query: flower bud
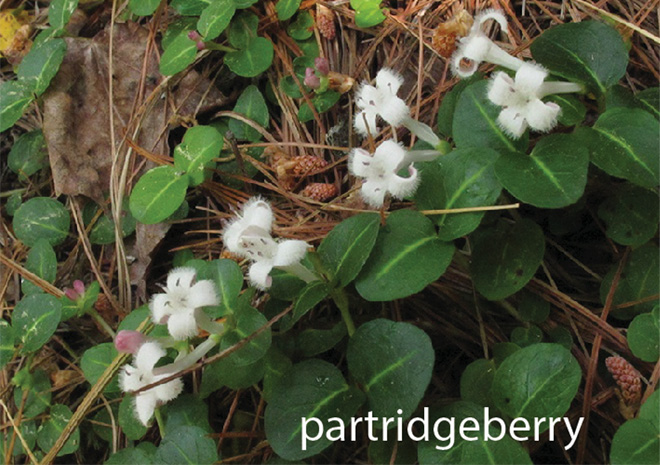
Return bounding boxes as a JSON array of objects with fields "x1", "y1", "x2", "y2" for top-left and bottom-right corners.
[
  {"x1": 196, "y1": 41, "x2": 206, "y2": 51},
  {"x1": 304, "y1": 67, "x2": 321, "y2": 89},
  {"x1": 188, "y1": 30, "x2": 202, "y2": 41},
  {"x1": 115, "y1": 330, "x2": 147, "y2": 354},
  {"x1": 314, "y1": 57, "x2": 330, "y2": 76},
  {"x1": 73, "y1": 280, "x2": 85, "y2": 295},
  {"x1": 64, "y1": 288, "x2": 79, "y2": 300}
]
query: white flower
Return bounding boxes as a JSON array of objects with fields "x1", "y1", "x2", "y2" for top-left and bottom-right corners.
[
  {"x1": 487, "y1": 63, "x2": 563, "y2": 138},
  {"x1": 451, "y1": 9, "x2": 524, "y2": 78},
  {"x1": 223, "y1": 198, "x2": 310, "y2": 289},
  {"x1": 150, "y1": 267, "x2": 219, "y2": 340},
  {"x1": 349, "y1": 140, "x2": 420, "y2": 207},
  {"x1": 354, "y1": 68, "x2": 410, "y2": 137},
  {"x1": 119, "y1": 341, "x2": 183, "y2": 426}
]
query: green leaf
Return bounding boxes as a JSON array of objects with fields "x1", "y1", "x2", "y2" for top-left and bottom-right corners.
[
  {"x1": 80, "y1": 342, "x2": 120, "y2": 393},
  {"x1": 129, "y1": 0, "x2": 160, "y2": 16},
  {"x1": 17, "y1": 39, "x2": 67, "y2": 96},
  {"x1": 173, "y1": 125, "x2": 223, "y2": 186},
  {"x1": 317, "y1": 212, "x2": 380, "y2": 287},
  {"x1": 200, "y1": 353, "x2": 265, "y2": 396},
  {"x1": 6, "y1": 192, "x2": 22, "y2": 216},
  {"x1": 119, "y1": 395, "x2": 147, "y2": 440},
  {"x1": 351, "y1": 0, "x2": 386, "y2": 28},
  {"x1": 0, "y1": 320, "x2": 14, "y2": 369},
  {"x1": 355, "y1": 210, "x2": 454, "y2": 301},
  {"x1": 470, "y1": 219, "x2": 545, "y2": 301},
  {"x1": 228, "y1": 85, "x2": 270, "y2": 141},
  {"x1": 13, "y1": 368, "x2": 52, "y2": 418},
  {"x1": 287, "y1": 11, "x2": 314, "y2": 41},
  {"x1": 0, "y1": 80, "x2": 34, "y2": 132},
  {"x1": 601, "y1": 243, "x2": 659, "y2": 319},
  {"x1": 511, "y1": 325, "x2": 543, "y2": 347},
  {"x1": 83, "y1": 202, "x2": 137, "y2": 245},
  {"x1": 627, "y1": 308, "x2": 660, "y2": 362},
  {"x1": 518, "y1": 290, "x2": 550, "y2": 324},
  {"x1": 197, "y1": 0, "x2": 236, "y2": 40},
  {"x1": 453, "y1": 80, "x2": 528, "y2": 155},
  {"x1": 13, "y1": 197, "x2": 70, "y2": 247},
  {"x1": 163, "y1": 394, "x2": 212, "y2": 435},
  {"x1": 414, "y1": 147, "x2": 501, "y2": 240},
  {"x1": 105, "y1": 447, "x2": 154, "y2": 465},
  {"x1": 234, "y1": 0, "x2": 258, "y2": 7},
  {"x1": 347, "y1": 319, "x2": 434, "y2": 420},
  {"x1": 297, "y1": 91, "x2": 341, "y2": 122},
  {"x1": 610, "y1": 417, "x2": 659, "y2": 465},
  {"x1": 162, "y1": 17, "x2": 198, "y2": 50},
  {"x1": 48, "y1": 0, "x2": 79, "y2": 30},
  {"x1": 8, "y1": 130, "x2": 48, "y2": 180},
  {"x1": 598, "y1": 183, "x2": 659, "y2": 246},
  {"x1": 13, "y1": 294, "x2": 62, "y2": 354},
  {"x1": 264, "y1": 359, "x2": 365, "y2": 460},
  {"x1": 296, "y1": 322, "x2": 346, "y2": 358},
  {"x1": 170, "y1": 0, "x2": 211, "y2": 15},
  {"x1": 547, "y1": 326, "x2": 573, "y2": 350},
  {"x1": 576, "y1": 108, "x2": 659, "y2": 188},
  {"x1": 460, "y1": 359, "x2": 496, "y2": 408},
  {"x1": 640, "y1": 390, "x2": 659, "y2": 429},
  {"x1": 636, "y1": 88, "x2": 659, "y2": 119},
  {"x1": 154, "y1": 426, "x2": 218, "y2": 465},
  {"x1": 129, "y1": 165, "x2": 189, "y2": 224},
  {"x1": 495, "y1": 133, "x2": 590, "y2": 208},
  {"x1": 227, "y1": 11, "x2": 258, "y2": 49},
  {"x1": 491, "y1": 343, "x2": 581, "y2": 427},
  {"x1": 281, "y1": 281, "x2": 329, "y2": 331},
  {"x1": 225, "y1": 37, "x2": 274, "y2": 77},
  {"x1": 531, "y1": 21, "x2": 628, "y2": 95},
  {"x1": 159, "y1": 34, "x2": 197, "y2": 76},
  {"x1": 208, "y1": 259, "x2": 243, "y2": 316},
  {"x1": 37, "y1": 404, "x2": 80, "y2": 456},
  {"x1": 263, "y1": 347, "x2": 293, "y2": 402},
  {"x1": 276, "y1": 0, "x2": 301, "y2": 21},
  {"x1": 220, "y1": 304, "x2": 271, "y2": 366},
  {"x1": 22, "y1": 239, "x2": 57, "y2": 296},
  {"x1": 492, "y1": 342, "x2": 521, "y2": 366},
  {"x1": 436, "y1": 74, "x2": 483, "y2": 137},
  {"x1": 547, "y1": 93, "x2": 586, "y2": 126}
]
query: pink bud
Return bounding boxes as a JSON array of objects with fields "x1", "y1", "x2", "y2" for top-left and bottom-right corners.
[
  {"x1": 304, "y1": 67, "x2": 321, "y2": 89},
  {"x1": 314, "y1": 57, "x2": 330, "y2": 76},
  {"x1": 196, "y1": 41, "x2": 206, "y2": 51},
  {"x1": 64, "y1": 288, "x2": 79, "y2": 300},
  {"x1": 73, "y1": 280, "x2": 85, "y2": 295},
  {"x1": 115, "y1": 330, "x2": 147, "y2": 354},
  {"x1": 188, "y1": 30, "x2": 202, "y2": 41}
]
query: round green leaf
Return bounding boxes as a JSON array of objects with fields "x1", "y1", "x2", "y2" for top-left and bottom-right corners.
[
  {"x1": 601, "y1": 243, "x2": 659, "y2": 319},
  {"x1": 170, "y1": 0, "x2": 210, "y2": 15},
  {"x1": 355, "y1": 210, "x2": 454, "y2": 301},
  {"x1": 163, "y1": 394, "x2": 212, "y2": 435},
  {"x1": 636, "y1": 87, "x2": 659, "y2": 119},
  {"x1": 519, "y1": 290, "x2": 550, "y2": 323},
  {"x1": 129, "y1": 166, "x2": 189, "y2": 224},
  {"x1": 348, "y1": 319, "x2": 434, "y2": 420},
  {"x1": 13, "y1": 368, "x2": 52, "y2": 418},
  {"x1": 225, "y1": 37, "x2": 274, "y2": 78},
  {"x1": 173, "y1": 125, "x2": 223, "y2": 186},
  {"x1": 220, "y1": 304, "x2": 271, "y2": 366},
  {"x1": 547, "y1": 326, "x2": 573, "y2": 350},
  {"x1": 159, "y1": 34, "x2": 197, "y2": 76},
  {"x1": 13, "y1": 197, "x2": 70, "y2": 247},
  {"x1": 17, "y1": 38, "x2": 67, "y2": 96},
  {"x1": 264, "y1": 359, "x2": 365, "y2": 460},
  {"x1": 296, "y1": 322, "x2": 346, "y2": 358},
  {"x1": 453, "y1": 80, "x2": 528, "y2": 154},
  {"x1": 105, "y1": 447, "x2": 154, "y2": 465},
  {"x1": 22, "y1": 239, "x2": 57, "y2": 296},
  {"x1": 460, "y1": 359, "x2": 496, "y2": 408},
  {"x1": 13, "y1": 294, "x2": 62, "y2": 354},
  {"x1": 547, "y1": 93, "x2": 586, "y2": 126},
  {"x1": 8, "y1": 130, "x2": 48, "y2": 180},
  {"x1": 129, "y1": 0, "x2": 160, "y2": 15},
  {"x1": 37, "y1": 404, "x2": 80, "y2": 456},
  {"x1": 276, "y1": 0, "x2": 301, "y2": 21},
  {"x1": 6, "y1": 192, "x2": 22, "y2": 216},
  {"x1": 83, "y1": 202, "x2": 137, "y2": 245},
  {"x1": 511, "y1": 325, "x2": 543, "y2": 347},
  {"x1": 575, "y1": 108, "x2": 659, "y2": 188},
  {"x1": 414, "y1": 147, "x2": 502, "y2": 240},
  {"x1": 436, "y1": 74, "x2": 483, "y2": 137},
  {"x1": 0, "y1": 80, "x2": 33, "y2": 132},
  {"x1": 154, "y1": 426, "x2": 218, "y2": 465},
  {"x1": 208, "y1": 259, "x2": 243, "y2": 316},
  {"x1": 281, "y1": 280, "x2": 329, "y2": 331},
  {"x1": 317, "y1": 212, "x2": 380, "y2": 287},
  {"x1": 495, "y1": 134, "x2": 589, "y2": 208},
  {"x1": 200, "y1": 353, "x2": 265, "y2": 396},
  {"x1": 48, "y1": 0, "x2": 79, "y2": 30},
  {"x1": 227, "y1": 11, "x2": 258, "y2": 49},
  {"x1": 531, "y1": 21, "x2": 628, "y2": 95},
  {"x1": 162, "y1": 17, "x2": 198, "y2": 50},
  {"x1": 263, "y1": 347, "x2": 293, "y2": 402},
  {"x1": 598, "y1": 183, "x2": 659, "y2": 247},
  {"x1": 80, "y1": 342, "x2": 120, "y2": 393},
  {"x1": 351, "y1": 0, "x2": 386, "y2": 28},
  {"x1": 0, "y1": 320, "x2": 14, "y2": 369},
  {"x1": 287, "y1": 11, "x2": 314, "y2": 41},
  {"x1": 470, "y1": 219, "x2": 545, "y2": 301},
  {"x1": 640, "y1": 390, "x2": 659, "y2": 429},
  {"x1": 297, "y1": 91, "x2": 341, "y2": 122},
  {"x1": 627, "y1": 308, "x2": 660, "y2": 362},
  {"x1": 228, "y1": 85, "x2": 270, "y2": 142},
  {"x1": 610, "y1": 418, "x2": 659, "y2": 465},
  {"x1": 119, "y1": 395, "x2": 147, "y2": 440},
  {"x1": 197, "y1": 0, "x2": 236, "y2": 40},
  {"x1": 491, "y1": 343, "x2": 581, "y2": 427}
]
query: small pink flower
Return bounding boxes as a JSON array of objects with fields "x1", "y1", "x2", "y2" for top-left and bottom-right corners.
[
  {"x1": 188, "y1": 30, "x2": 202, "y2": 41},
  {"x1": 115, "y1": 330, "x2": 147, "y2": 354},
  {"x1": 304, "y1": 68, "x2": 321, "y2": 89},
  {"x1": 64, "y1": 280, "x2": 86, "y2": 300},
  {"x1": 73, "y1": 280, "x2": 85, "y2": 295},
  {"x1": 314, "y1": 57, "x2": 330, "y2": 76}
]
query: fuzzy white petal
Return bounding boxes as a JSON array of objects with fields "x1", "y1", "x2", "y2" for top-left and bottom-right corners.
[
  {"x1": 497, "y1": 107, "x2": 528, "y2": 138},
  {"x1": 525, "y1": 100, "x2": 560, "y2": 132},
  {"x1": 459, "y1": 35, "x2": 493, "y2": 64},
  {"x1": 248, "y1": 261, "x2": 274, "y2": 289},
  {"x1": 488, "y1": 72, "x2": 516, "y2": 106},
  {"x1": 375, "y1": 68, "x2": 404, "y2": 95},
  {"x1": 360, "y1": 180, "x2": 388, "y2": 207},
  {"x1": 273, "y1": 240, "x2": 308, "y2": 267},
  {"x1": 474, "y1": 9, "x2": 509, "y2": 35},
  {"x1": 514, "y1": 63, "x2": 547, "y2": 96},
  {"x1": 355, "y1": 84, "x2": 381, "y2": 110},
  {"x1": 388, "y1": 166, "x2": 420, "y2": 199},
  {"x1": 375, "y1": 140, "x2": 408, "y2": 172},
  {"x1": 241, "y1": 198, "x2": 273, "y2": 233},
  {"x1": 167, "y1": 308, "x2": 199, "y2": 340},
  {"x1": 166, "y1": 267, "x2": 196, "y2": 291},
  {"x1": 377, "y1": 96, "x2": 410, "y2": 128},
  {"x1": 135, "y1": 391, "x2": 159, "y2": 426},
  {"x1": 349, "y1": 148, "x2": 375, "y2": 178},
  {"x1": 188, "y1": 280, "x2": 219, "y2": 308},
  {"x1": 150, "y1": 293, "x2": 172, "y2": 324},
  {"x1": 354, "y1": 109, "x2": 379, "y2": 137},
  {"x1": 135, "y1": 342, "x2": 165, "y2": 373},
  {"x1": 154, "y1": 376, "x2": 184, "y2": 403},
  {"x1": 119, "y1": 365, "x2": 142, "y2": 392}
]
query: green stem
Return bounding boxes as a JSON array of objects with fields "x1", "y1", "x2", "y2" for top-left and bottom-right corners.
[
  {"x1": 331, "y1": 288, "x2": 355, "y2": 337},
  {"x1": 154, "y1": 408, "x2": 166, "y2": 437},
  {"x1": 88, "y1": 308, "x2": 116, "y2": 338}
]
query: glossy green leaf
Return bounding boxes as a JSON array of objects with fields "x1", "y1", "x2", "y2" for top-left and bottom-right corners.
[
  {"x1": 317, "y1": 212, "x2": 380, "y2": 287},
  {"x1": 414, "y1": 147, "x2": 501, "y2": 240},
  {"x1": 220, "y1": 304, "x2": 271, "y2": 366},
  {"x1": 129, "y1": 0, "x2": 160, "y2": 16},
  {"x1": 611, "y1": 394, "x2": 660, "y2": 465},
  {"x1": 170, "y1": 0, "x2": 211, "y2": 15},
  {"x1": 518, "y1": 290, "x2": 550, "y2": 324},
  {"x1": 287, "y1": 11, "x2": 314, "y2": 40},
  {"x1": 601, "y1": 243, "x2": 659, "y2": 319},
  {"x1": 511, "y1": 325, "x2": 543, "y2": 347},
  {"x1": 356, "y1": 210, "x2": 454, "y2": 301},
  {"x1": 163, "y1": 394, "x2": 212, "y2": 435},
  {"x1": 297, "y1": 91, "x2": 341, "y2": 122},
  {"x1": 225, "y1": 37, "x2": 274, "y2": 77},
  {"x1": 227, "y1": 11, "x2": 258, "y2": 49},
  {"x1": 547, "y1": 326, "x2": 573, "y2": 350},
  {"x1": 129, "y1": 166, "x2": 189, "y2": 224},
  {"x1": 348, "y1": 319, "x2": 434, "y2": 419},
  {"x1": 530, "y1": 21, "x2": 628, "y2": 95},
  {"x1": 13, "y1": 197, "x2": 70, "y2": 247},
  {"x1": 276, "y1": 0, "x2": 301, "y2": 21},
  {"x1": 197, "y1": 0, "x2": 235, "y2": 39},
  {"x1": 173, "y1": 125, "x2": 223, "y2": 186},
  {"x1": 105, "y1": 447, "x2": 154, "y2": 465},
  {"x1": 351, "y1": 0, "x2": 386, "y2": 28},
  {"x1": 0, "y1": 320, "x2": 14, "y2": 369},
  {"x1": 228, "y1": 85, "x2": 270, "y2": 141},
  {"x1": 547, "y1": 93, "x2": 586, "y2": 126},
  {"x1": 460, "y1": 359, "x2": 496, "y2": 408},
  {"x1": 491, "y1": 343, "x2": 581, "y2": 427},
  {"x1": 495, "y1": 134, "x2": 589, "y2": 208},
  {"x1": 576, "y1": 108, "x2": 659, "y2": 188},
  {"x1": 119, "y1": 396, "x2": 147, "y2": 440},
  {"x1": 208, "y1": 259, "x2": 243, "y2": 316},
  {"x1": 263, "y1": 347, "x2": 293, "y2": 402},
  {"x1": 8, "y1": 130, "x2": 48, "y2": 180},
  {"x1": 17, "y1": 39, "x2": 67, "y2": 96},
  {"x1": 159, "y1": 34, "x2": 197, "y2": 76},
  {"x1": 492, "y1": 342, "x2": 521, "y2": 366},
  {"x1": 281, "y1": 281, "x2": 329, "y2": 331},
  {"x1": 13, "y1": 294, "x2": 61, "y2": 354},
  {"x1": 83, "y1": 203, "x2": 136, "y2": 245},
  {"x1": 13, "y1": 367, "x2": 52, "y2": 418},
  {"x1": 471, "y1": 219, "x2": 545, "y2": 301},
  {"x1": 37, "y1": 404, "x2": 80, "y2": 456},
  {"x1": 636, "y1": 87, "x2": 659, "y2": 119},
  {"x1": 0, "y1": 80, "x2": 33, "y2": 132},
  {"x1": 627, "y1": 308, "x2": 660, "y2": 362},
  {"x1": 264, "y1": 359, "x2": 365, "y2": 460},
  {"x1": 436, "y1": 74, "x2": 483, "y2": 137},
  {"x1": 453, "y1": 80, "x2": 528, "y2": 154},
  {"x1": 49, "y1": 0, "x2": 79, "y2": 29},
  {"x1": 154, "y1": 426, "x2": 218, "y2": 465},
  {"x1": 640, "y1": 390, "x2": 659, "y2": 428},
  {"x1": 162, "y1": 17, "x2": 198, "y2": 50},
  {"x1": 80, "y1": 342, "x2": 120, "y2": 393},
  {"x1": 22, "y1": 239, "x2": 57, "y2": 296},
  {"x1": 598, "y1": 183, "x2": 659, "y2": 247},
  {"x1": 296, "y1": 322, "x2": 346, "y2": 358},
  {"x1": 200, "y1": 352, "x2": 265, "y2": 396},
  {"x1": 234, "y1": 0, "x2": 259, "y2": 7},
  {"x1": 6, "y1": 192, "x2": 22, "y2": 216}
]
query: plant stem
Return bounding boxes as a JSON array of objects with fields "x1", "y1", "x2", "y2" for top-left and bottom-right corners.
[
  {"x1": 154, "y1": 408, "x2": 166, "y2": 437},
  {"x1": 331, "y1": 288, "x2": 355, "y2": 337},
  {"x1": 88, "y1": 308, "x2": 116, "y2": 338}
]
